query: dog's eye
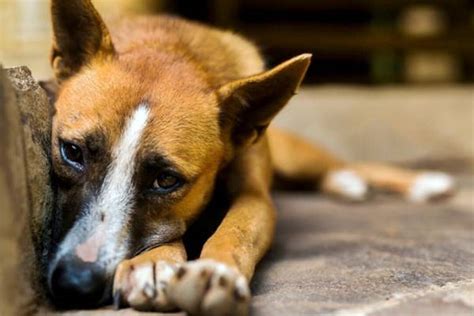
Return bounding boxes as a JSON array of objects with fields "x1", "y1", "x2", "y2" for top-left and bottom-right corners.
[
  {"x1": 60, "y1": 141, "x2": 84, "y2": 170},
  {"x1": 152, "y1": 172, "x2": 181, "y2": 193}
]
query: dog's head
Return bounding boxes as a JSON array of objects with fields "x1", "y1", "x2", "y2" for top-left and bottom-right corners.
[{"x1": 47, "y1": 0, "x2": 310, "y2": 307}]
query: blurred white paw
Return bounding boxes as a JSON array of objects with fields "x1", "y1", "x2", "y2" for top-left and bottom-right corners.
[
  {"x1": 408, "y1": 172, "x2": 454, "y2": 202},
  {"x1": 324, "y1": 169, "x2": 369, "y2": 201}
]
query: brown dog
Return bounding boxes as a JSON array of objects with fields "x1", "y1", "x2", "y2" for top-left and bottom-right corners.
[{"x1": 45, "y1": 0, "x2": 454, "y2": 314}]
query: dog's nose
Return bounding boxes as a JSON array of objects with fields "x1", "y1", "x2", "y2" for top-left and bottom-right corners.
[{"x1": 49, "y1": 256, "x2": 108, "y2": 307}]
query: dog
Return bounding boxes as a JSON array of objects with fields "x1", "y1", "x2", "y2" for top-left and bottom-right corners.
[{"x1": 45, "y1": 0, "x2": 454, "y2": 314}]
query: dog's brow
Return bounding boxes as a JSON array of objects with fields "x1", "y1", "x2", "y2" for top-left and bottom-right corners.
[
  {"x1": 84, "y1": 130, "x2": 106, "y2": 153},
  {"x1": 58, "y1": 130, "x2": 106, "y2": 155},
  {"x1": 142, "y1": 153, "x2": 198, "y2": 181},
  {"x1": 144, "y1": 154, "x2": 175, "y2": 169}
]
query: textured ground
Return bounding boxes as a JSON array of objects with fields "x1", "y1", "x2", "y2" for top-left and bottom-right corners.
[
  {"x1": 251, "y1": 175, "x2": 474, "y2": 315},
  {"x1": 60, "y1": 174, "x2": 473, "y2": 316}
]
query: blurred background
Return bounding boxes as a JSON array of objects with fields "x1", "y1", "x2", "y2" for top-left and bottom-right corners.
[
  {"x1": 1, "y1": 0, "x2": 473, "y2": 167},
  {"x1": 1, "y1": 0, "x2": 474, "y2": 83}
]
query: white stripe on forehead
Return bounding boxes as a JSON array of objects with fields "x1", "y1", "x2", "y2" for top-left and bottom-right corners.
[
  {"x1": 58, "y1": 104, "x2": 150, "y2": 266},
  {"x1": 95, "y1": 103, "x2": 150, "y2": 222}
]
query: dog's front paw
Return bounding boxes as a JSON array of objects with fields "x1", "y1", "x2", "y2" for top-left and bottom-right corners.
[
  {"x1": 113, "y1": 258, "x2": 177, "y2": 311},
  {"x1": 167, "y1": 259, "x2": 250, "y2": 316}
]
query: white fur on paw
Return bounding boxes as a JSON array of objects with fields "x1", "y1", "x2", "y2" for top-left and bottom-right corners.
[
  {"x1": 408, "y1": 172, "x2": 454, "y2": 202},
  {"x1": 167, "y1": 259, "x2": 250, "y2": 316},
  {"x1": 325, "y1": 169, "x2": 368, "y2": 201},
  {"x1": 113, "y1": 260, "x2": 177, "y2": 311}
]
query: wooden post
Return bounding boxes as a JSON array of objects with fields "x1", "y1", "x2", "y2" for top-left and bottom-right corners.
[{"x1": 0, "y1": 66, "x2": 54, "y2": 315}]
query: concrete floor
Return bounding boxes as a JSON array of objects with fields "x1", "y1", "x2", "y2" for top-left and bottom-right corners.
[
  {"x1": 251, "y1": 175, "x2": 474, "y2": 315},
  {"x1": 61, "y1": 174, "x2": 474, "y2": 316}
]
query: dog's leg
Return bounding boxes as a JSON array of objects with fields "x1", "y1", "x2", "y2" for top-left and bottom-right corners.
[
  {"x1": 165, "y1": 140, "x2": 275, "y2": 316},
  {"x1": 166, "y1": 196, "x2": 274, "y2": 315},
  {"x1": 269, "y1": 127, "x2": 454, "y2": 202},
  {"x1": 113, "y1": 240, "x2": 186, "y2": 311},
  {"x1": 268, "y1": 127, "x2": 345, "y2": 186},
  {"x1": 350, "y1": 163, "x2": 454, "y2": 202}
]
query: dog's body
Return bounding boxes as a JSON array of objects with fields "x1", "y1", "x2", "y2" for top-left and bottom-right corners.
[{"x1": 45, "y1": 1, "x2": 454, "y2": 314}]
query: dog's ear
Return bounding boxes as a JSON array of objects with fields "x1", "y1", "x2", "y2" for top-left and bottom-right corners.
[
  {"x1": 218, "y1": 54, "x2": 311, "y2": 147},
  {"x1": 50, "y1": 0, "x2": 115, "y2": 82},
  {"x1": 39, "y1": 79, "x2": 59, "y2": 105}
]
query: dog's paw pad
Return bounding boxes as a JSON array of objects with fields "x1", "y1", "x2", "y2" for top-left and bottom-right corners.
[
  {"x1": 408, "y1": 172, "x2": 455, "y2": 202},
  {"x1": 324, "y1": 169, "x2": 369, "y2": 201},
  {"x1": 113, "y1": 259, "x2": 177, "y2": 311},
  {"x1": 168, "y1": 259, "x2": 250, "y2": 316}
]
